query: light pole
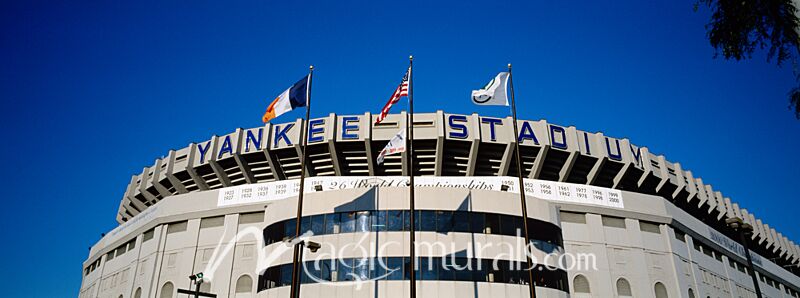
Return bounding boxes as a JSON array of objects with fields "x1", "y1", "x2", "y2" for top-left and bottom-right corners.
[
  {"x1": 290, "y1": 240, "x2": 321, "y2": 298},
  {"x1": 726, "y1": 217, "x2": 762, "y2": 298},
  {"x1": 177, "y1": 272, "x2": 216, "y2": 298}
]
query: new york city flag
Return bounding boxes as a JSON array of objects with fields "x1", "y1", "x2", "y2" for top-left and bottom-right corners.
[{"x1": 262, "y1": 75, "x2": 309, "y2": 123}]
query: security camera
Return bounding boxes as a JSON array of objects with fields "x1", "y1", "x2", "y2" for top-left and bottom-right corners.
[{"x1": 306, "y1": 241, "x2": 321, "y2": 253}]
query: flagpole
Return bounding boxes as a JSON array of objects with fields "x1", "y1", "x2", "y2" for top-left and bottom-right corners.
[
  {"x1": 508, "y1": 63, "x2": 538, "y2": 298},
  {"x1": 289, "y1": 65, "x2": 313, "y2": 298},
  {"x1": 406, "y1": 55, "x2": 417, "y2": 298}
]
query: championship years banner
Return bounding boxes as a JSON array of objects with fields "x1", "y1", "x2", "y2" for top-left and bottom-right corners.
[{"x1": 217, "y1": 176, "x2": 624, "y2": 209}]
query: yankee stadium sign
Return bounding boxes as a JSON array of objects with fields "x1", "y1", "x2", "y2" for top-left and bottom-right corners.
[{"x1": 192, "y1": 113, "x2": 647, "y2": 169}]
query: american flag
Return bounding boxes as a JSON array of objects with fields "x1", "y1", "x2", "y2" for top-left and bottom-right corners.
[{"x1": 375, "y1": 67, "x2": 411, "y2": 124}]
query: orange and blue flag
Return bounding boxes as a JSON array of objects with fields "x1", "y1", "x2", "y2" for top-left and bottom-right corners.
[{"x1": 262, "y1": 75, "x2": 309, "y2": 123}]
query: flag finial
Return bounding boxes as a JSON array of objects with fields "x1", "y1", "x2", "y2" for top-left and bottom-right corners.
[
  {"x1": 409, "y1": 55, "x2": 413, "y2": 61},
  {"x1": 310, "y1": 65, "x2": 314, "y2": 70},
  {"x1": 508, "y1": 63, "x2": 512, "y2": 69}
]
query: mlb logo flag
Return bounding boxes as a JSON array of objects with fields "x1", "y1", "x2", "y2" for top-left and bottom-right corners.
[
  {"x1": 471, "y1": 72, "x2": 509, "y2": 106},
  {"x1": 377, "y1": 130, "x2": 406, "y2": 164}
]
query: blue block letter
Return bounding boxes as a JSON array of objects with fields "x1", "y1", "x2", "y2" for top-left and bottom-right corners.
[
  {"x1": 197, "y1": 141, "x2": 212, "y2": 162},
  {"x1": 518, "y1": 121, "x2": 539, "y2": 144},
  {"x1": 448, "y1": 115, "x2": 468, "y2": 139},
  {"x1": 605, "y1": 137, "x2": 622, "y2": 161},
  {"x1": 245, "y1": 129, "x2": 262, "y2": 152},
  {"x1": 274, "y1": 123, "x2": 294, "y2": 147},
  {"x1": 217, "y1": 136, "x2": 233, "y2": 158},
  {"x1": 308, "y1": 119, "x2": 325, "y2": 143},
  {"x1": 549, "y1": 125, "x2": 568, "y2": 149},
  {"x1": 481, "y1": 118, "x2": 503, "y2": 141},
  {"x1": 341, "y1": 116, "x2": 359, "y2": 140}
]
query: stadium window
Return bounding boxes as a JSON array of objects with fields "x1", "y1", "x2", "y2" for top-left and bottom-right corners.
[
  {"x1": 127, "y1": 239, "x2": 136, "y2": 251},
  {"x1": 573, "y1": 274, "x2": 591, "y2": 293},
  {"x1": 239, "y1": 211, "x2": 264, "y2": 224},
  {"x1": 318, "y1": 260, "x2": 335, "y2": 282},
  {"x1": 160, "y1": 282, "x2": 174, "y2": 298},
  {"x1": 372, "y1": 210, "x2": 387, "y2": 232},
  {"x1": 453, "y1": 211, "x2": 470, "y2": 232},
  {"x1": 470, "y1": 212, "x2": 485, "y2": 234},
  {"x1": 486, "y1": 259, "x2": 504, "y2": 283},
  {"x1": 340, "y1": 212, "x2": 356, "y2": 233},
  {"x1": 420, "y1": 210, "x2": 436, "y2": 231},
  {"x1": 436, "y1": 210, "x2": 453, "y2": 233},
  {"x1": 257, "y1": 257, "x2": 569, "y2": 292},
  {"x1": 261, "y1": 210, "x2": 563, "y2": 252},
  {"x1": 701, "y1": 245, "x2": 713, "y2": 257},
  {"x1": 235, "y1": 275, "x2": 253, "y2": 294},
  {"x1": 475, "y1": 259, "x2": 489, "y2": 282},
  {"x1": 142, "y1": 228, "x2": 155, "y2": 242},
  {"x1": 654, "y1": 282, "x2": 668, "y2": 298},
  {"x1": 404, "y1": 211, "x2": 413, "y2": 231},
  {"x1": 107, "y1": 251, "x2": 115, "y2": 261},
  {"x1": 431, "y1": 257, "x2": 454, "y2": 280},
  {"x1": 602, "y1": 216, "x2": 626, "y2": 228},
  {"x1": 337, "y1": 258, "x2": 353, "y2": 281},
  {"x1": 279, "y1": 264, "x2": 292, "y2": 286},
  {"x1": 283, "y1": 218, "x2": 295, "y2": 239},
  {"x1": 310, "y1": 214, "x2": 324, "y2": 235},
  {"x1": 500, "y1": 215, "x2": 522, "y2": 236},
  {"x1": 369, "y1": 257, "x2": 386, "y2": 280},
  {"x1": 385, "y1": 257, "x2": 404, "y2": 280},
  {"x1": 639, "y1": 221, "x2": 661, "y2": 234},
  {"x1": 485, "y1": 213, "x2": 501, "y2": 234},
  {"x1": 452, "y1": 257, "x2": 472, "y2": 281},
  {"x1": 386, "y1": 210, "x2": 403, "y2": 231},
  {"x1": 402, "y1": 257, "x2": 414, "y2": 281},
  {"x1": 616, "y1": 278, "x2": 633, "y2": 297},
  {"x1": 199, "y1": 216, "x2": 224, "y2": 229},
  {"x1": 673, "y1": 229, "x2": 686, "y2": 242},
  {"x1": 560, "y1": 211, "x2": 586, "y2": 224},
  {"x1": 134, "y1": 287, "x2": 142, "y2": 298},
  {"x1": 299, "y1": 260, "x2": 315, "y2": 284},
  {"x1": 263, "y1": 221, "x2": 282, "y2": 245},
  {"x1": 324, "y1": 213, "x2": 340, "y2": 234},
  {"x1": 737, "y1": 262, "x2": 746, "y2": 274},
  {"x1": 300, "y1": 216, "x2": 311, "y2": 235},
  {"x1": 115, "y1": 245, "x2": 127, "y2": 257},
  {"x1": 355, "y1": 211, "x2": 370, "y2": 232},
  {"x1": 419, "y1": 257, "x2": 437, "y2": 280},
  {"x1": 166, "y1": 221, "x2": 187, "y2": 234},
  {"x1": 688, "y1": 288, "x2": 695, "y2": 298}
]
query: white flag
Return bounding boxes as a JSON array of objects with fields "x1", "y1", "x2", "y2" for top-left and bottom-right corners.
[
  {"x1": 471, "y1": 72, "x2": 510, "y2": 106},
  {"x1": 377, "y1": 130, "x2": 406, "y2": 165}
]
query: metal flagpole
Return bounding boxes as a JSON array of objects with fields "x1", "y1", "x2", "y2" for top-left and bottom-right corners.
[
  {"x1": 406, "y1": 55, "x2": 417, "y2": 298},
  {"x1": 508, "y1": 63, "x2": 538, "y2": 298},
  {"x1": 289, "y1": 65, "x2": 314, "y2": 298}
]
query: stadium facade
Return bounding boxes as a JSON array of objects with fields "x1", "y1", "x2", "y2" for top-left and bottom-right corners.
[{"x1": 80, "y1": 111, "x2": 800, "y2": 298}]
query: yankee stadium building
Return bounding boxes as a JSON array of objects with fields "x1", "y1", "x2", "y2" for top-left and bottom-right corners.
[{"x1": 80, "y1": 111, "x2": 800, "y2": 298}]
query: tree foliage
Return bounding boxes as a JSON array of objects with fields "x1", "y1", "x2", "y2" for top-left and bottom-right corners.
[{"x1": 697, "y1": 0, "x2": 800, "y2": 118}]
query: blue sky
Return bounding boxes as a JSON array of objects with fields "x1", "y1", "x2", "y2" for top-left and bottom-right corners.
[{"x1": 1, "y1": 0, "x2": 799, "y2": 296}]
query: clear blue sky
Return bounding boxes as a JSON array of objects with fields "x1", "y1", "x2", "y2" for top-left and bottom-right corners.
[{"x1": 1, "y1": 0, "x2": 798, "y2": 296}]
